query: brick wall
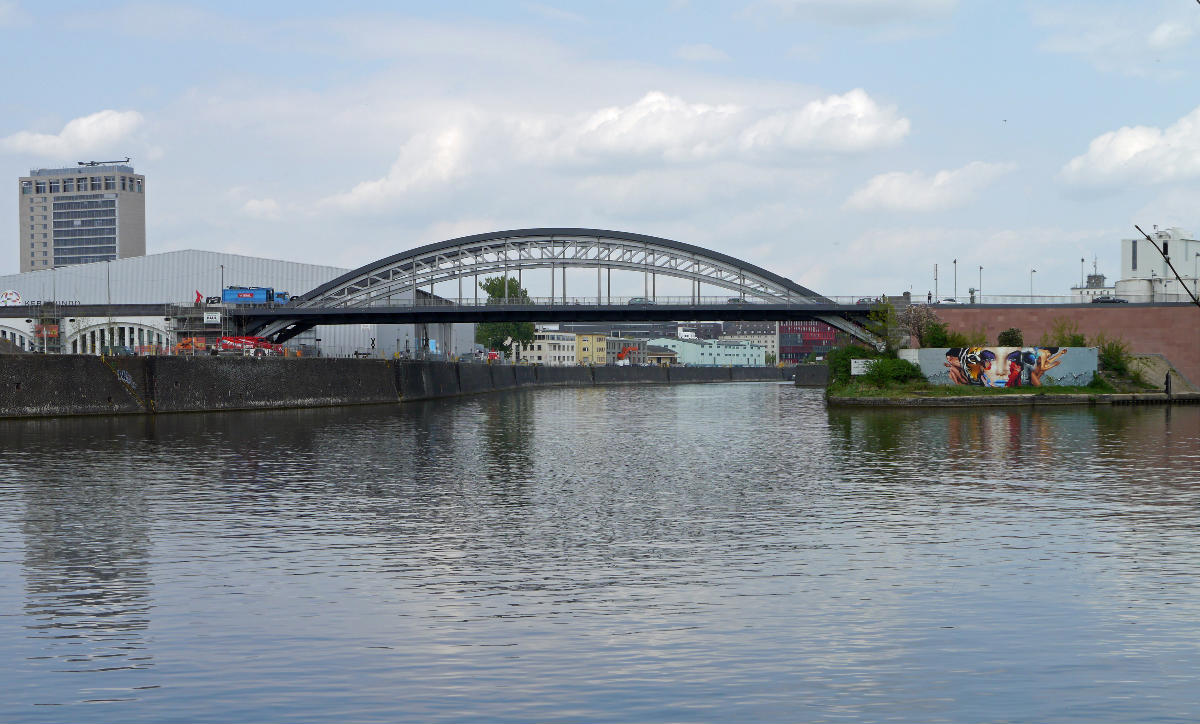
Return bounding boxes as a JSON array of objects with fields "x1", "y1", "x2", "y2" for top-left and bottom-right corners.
[{"x1": 933, "y1": 305, "x2": 1200, "y2": 386}]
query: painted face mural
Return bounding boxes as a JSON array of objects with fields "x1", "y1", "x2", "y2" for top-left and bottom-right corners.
[{"x1": 927, "y1": 347, "x2": 1081, "y2": 387}]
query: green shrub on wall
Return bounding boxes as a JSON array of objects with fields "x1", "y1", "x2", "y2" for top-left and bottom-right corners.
[
  {"x1": 862, "y1": 358, "x2": 926, "y2": 386},
  {"x1": 997, "y1": 328, "x2": 1023, "y2": 346}
]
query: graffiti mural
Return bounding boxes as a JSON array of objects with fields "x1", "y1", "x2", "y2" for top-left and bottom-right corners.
[{"x1": 901, "y1": 347, "x2": 1098, "y2": 387}]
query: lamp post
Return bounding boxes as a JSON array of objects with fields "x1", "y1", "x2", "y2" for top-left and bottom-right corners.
[
  {"x1": 978, "y1": 265, "x2": 983, "y2": 301},
  {"x1": 1194, "y1": 252, "x2": 1199, "y2": 296},
  {"x1": 1080, "y1": 258, "x2": 1085, "y2": 288},
  {"x1": 1030, "y1": 268, "x2": 1036, "y2": 299},
  {"x1": 953, "y1": 258, "x2": 957, "y2": 300}
]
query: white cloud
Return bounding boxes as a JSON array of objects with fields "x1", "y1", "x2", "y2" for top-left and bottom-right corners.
[
  {"x1": 321, "y1": 128, "x2": 470, "y2": 211},
  {"x1": 242, "y1": 198, "x2": 282, "y2": 221},
  {"x1": 1061, "y1": 106, "x2": 1200, "y2": 187},
  {"x1": 318, "y1": 89, "x2": 911, "y2": 213},
  {"x1": 1148, "y1": 21, "x2": 1193, "y2": 50},
  {"x1": 758, "y1": 0, "x2": 957, "y2": 26},
  {"x1": 675, "y1": 43, "x2": 730, "y2": 62},
  {"x1": 0, "y1": 110, "x2": 144, "y2": 158},
  {"x1": 844, "y1": 161, "x2": 1016, "y2": 212},
  {"x1": 1035, "y1": 6, "x2": 1198, "y2": 77},
  {"x1": 556, "y1": 92, "x2": 743, "y2": 163},
  {"x1": 740, "y1": 89, "x2": 910, "y2": 153}
]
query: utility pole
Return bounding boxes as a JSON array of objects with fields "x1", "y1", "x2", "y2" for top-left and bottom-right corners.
[
  {"x1": 953, "y1": 258, "x2": 957, "y2": 300},
  {"x1": 934, "y1": 263, "x2": 938, "y2": 301},
  {"x1": 978, "y1": 265, "x2": 982, "y2": 301}
]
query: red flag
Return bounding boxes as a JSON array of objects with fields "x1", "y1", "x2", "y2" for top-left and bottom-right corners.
[{"x1": 195, "y1": 290, "x2": 203, "y2": 303}]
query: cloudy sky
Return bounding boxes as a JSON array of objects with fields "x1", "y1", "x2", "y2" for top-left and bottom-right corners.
[{"x1": 4, "y1": 0, "x2": 1200, "y2": 298}]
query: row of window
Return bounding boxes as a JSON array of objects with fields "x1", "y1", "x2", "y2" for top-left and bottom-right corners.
[
  {"x1": 54, "y1": 254, "x2": 116, "y2": 265},
  {"x1": 21, "y1": 176, "x2": 143, "y2": 194},
  {"x1": 54, "y1": 239, "x2": 116, "y2": 249},
  {"x1": 55, "y1": 227, "x2": 116, "y2": 238},
  {"x1": 54, "y1": 218, "x2": 115, "y2": 229},
  {"x1": 53, "y1": 208, "x2": 116, "y2": 220},
  {"x1": 52, "y1": 200, "x2": 116, "y2": 211}
]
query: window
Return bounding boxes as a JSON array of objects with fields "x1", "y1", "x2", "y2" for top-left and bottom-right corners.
[
  {"x1": 104, "y1": 176, "x2": 116, "y2": 190},
  {"x1": 1132, "y1": 240, "x2": 1137, "y2": 271},
  {"x1": 120, "y1": 176, "x2": 127, "y2": 191},
  {"x1": 35, "y1": 181, "x2": 46, "y2": 193},
  {"x1": 77, "y1": 177, "x2": 87, "y2": 190},
  {"x1": 90, "y1": 177, "x2": 101, "y2": 190},
  {"x1": 49, "y1": 180, "x2": 61, "y2": 193},
  {"x1": 136, "y1": 179, "x2": 143, "y2": 192},
  {"x1": 63, "y1": 178, "x2": 74, "y2": 192},
  {"x1": 21, "y1": 181, "x2": 31, "y2": 194}
]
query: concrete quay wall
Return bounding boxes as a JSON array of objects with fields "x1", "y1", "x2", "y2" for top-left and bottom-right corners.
[{"x1": 0, "y1": 355, "x2": 791, "y2": 417}]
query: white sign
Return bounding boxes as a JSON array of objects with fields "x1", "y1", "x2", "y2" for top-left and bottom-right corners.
[
  {"x1": 850, "y1": 358, "x2": 877, "y2": 376},
  {"x1": 203, "y1": 311, "x2": 222, "y2": 324},
  {"x1": 0, "y1": 290, "x2": 22, "y2": 306}
]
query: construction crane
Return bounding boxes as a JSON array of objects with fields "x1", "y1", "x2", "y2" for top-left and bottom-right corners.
[
  {"x1": 615, "y1": 346, "x2": 638, "y2": 366},
  {"x1": 77, "y1": 157, "x2": 131, "y2": 166}
]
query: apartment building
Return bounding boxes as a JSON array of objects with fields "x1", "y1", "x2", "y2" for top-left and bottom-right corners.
[{"x1": 18, "y1": 162, "x2": 146, "y2": 271}]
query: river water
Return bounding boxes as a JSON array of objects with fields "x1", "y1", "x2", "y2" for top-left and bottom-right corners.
[{"x1": 1, "y1": 383, "x2": 1198, "y2": 723}]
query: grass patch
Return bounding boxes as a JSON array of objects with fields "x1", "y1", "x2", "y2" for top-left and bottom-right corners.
[{"x1": 827, "y1": 379, "x2": 1111, "y2": 399}]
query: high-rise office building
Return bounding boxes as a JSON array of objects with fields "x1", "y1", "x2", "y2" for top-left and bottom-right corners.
[{"x1": 17, "y1": 162, "x2": 145, "y2": 271}]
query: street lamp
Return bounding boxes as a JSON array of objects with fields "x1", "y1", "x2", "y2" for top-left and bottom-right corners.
[
  {"x1": 978, "y1": 265, "x2": 983, "y2": 301},
  {"x1": 1030, "y1": 268, "x2": 1036, "y2": 299},
  {"x1": 953, "y1": 258, "x2": 957, "y2": 300}
]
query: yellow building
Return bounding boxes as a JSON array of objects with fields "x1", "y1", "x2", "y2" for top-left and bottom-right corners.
[{"x1": 575, "y1": 333, "x2": 608, "y2": 365}]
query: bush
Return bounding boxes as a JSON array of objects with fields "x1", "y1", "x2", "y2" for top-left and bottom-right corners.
[
  {"x1": 924, "y1": 320, "x2": 950, "y2": 347},
  {"x1": 862, "y1": 357, "x2": 926, "y2": 386},
  {"x1": 997, "y1": 327, "x2": 1023, "y2": 346},
  {"x1": 1094, "y1": 333, "x2": 1131, "y2": 376},
  {"x1": 1042, "y1": 317, "x2": 1087, "y2": 347},
  {"x1": 826, "y1": 345, "x2": 887, "y2": 384}
]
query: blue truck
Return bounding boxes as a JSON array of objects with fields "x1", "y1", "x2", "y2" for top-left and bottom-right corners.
[{"x1": 222, "y1": 287, "x2": 290, "y2": 305}]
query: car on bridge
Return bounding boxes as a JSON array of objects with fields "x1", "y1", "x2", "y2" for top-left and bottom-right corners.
[
  {"x1": 628, "y1": 297, "x2": 655, "y2": 305},
  {"x1": 1091, "y1": 295, "x2": 1128, "y2": 303},
  {"x1": 727, "y1": 297, "x2": 749, "y2": 304}
]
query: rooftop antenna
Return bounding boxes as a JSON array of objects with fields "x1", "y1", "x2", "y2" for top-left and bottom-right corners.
[{"x1": 77, "y1": 157, "x2": 131, "y2": 166}]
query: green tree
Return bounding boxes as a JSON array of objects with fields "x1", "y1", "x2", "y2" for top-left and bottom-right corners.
[
  {"x1": 765, "y1": 352, "x2": 777, "y2": 366},
  {"x1": 1041, "y1": 317, "x2": 1087, "y2": 347},
  {"x1": 474, "y1": 276, "x2": 535, "y2": 357},
  {"x1": 866, "y1": 300, "x2": 902, "y2": 352},
  {"x1": 997, "y1": 327, "x2": 1023, "y2": 346}
]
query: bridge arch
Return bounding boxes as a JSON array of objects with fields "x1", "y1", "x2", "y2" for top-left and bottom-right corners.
[
  {"x1": 249, "y1": 228, "x2": 874, "y2": 345},
  {"x1": 297, "y1": 228, "x2": 829, "y2": 308}
]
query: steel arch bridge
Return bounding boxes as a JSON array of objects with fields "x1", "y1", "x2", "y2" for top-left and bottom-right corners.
[{"x1": 239, "y1": 228, "x2": 874, "y2": 343}]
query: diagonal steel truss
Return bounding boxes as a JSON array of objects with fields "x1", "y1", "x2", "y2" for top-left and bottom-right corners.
[{"x1": 297, "y1": 230, "x2": 827, "y2": 308}]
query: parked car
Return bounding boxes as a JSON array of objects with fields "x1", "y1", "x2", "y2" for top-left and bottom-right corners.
[
  {"x1": 854, "y1": 297, "x2": 876, "y2": 305},
  {"x1": 1092, "y1": 295, "x2": 1128, "y2": 304},
  {"x1": 627, "y1": 297, "x2": 655, "y2": 305},
  {"x1": 727, "y1": 297, "x2": 749, "y2": 304},
  {"x1": 938, "y1": 298, "x2": 960, "y2": 304}
]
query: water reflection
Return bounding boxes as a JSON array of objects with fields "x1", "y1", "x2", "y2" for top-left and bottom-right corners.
[{"x1": 0, "y1": 391, "x2": 1197, "y2": 722}]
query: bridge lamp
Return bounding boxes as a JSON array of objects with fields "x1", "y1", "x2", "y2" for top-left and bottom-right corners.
[
  {"x1": 1030, "y1": 268, "x2": 1036, "y2": 298},
  {"x1": 978, "y1": 265, "x2": 983, "y2": 300}
]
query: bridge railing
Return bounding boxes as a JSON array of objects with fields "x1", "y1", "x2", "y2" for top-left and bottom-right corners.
[{"x1": 308, "y1": 295, "x2": 842, "y2": 308}]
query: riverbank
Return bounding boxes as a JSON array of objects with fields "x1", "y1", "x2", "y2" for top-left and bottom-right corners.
[
  {"x1": 0, "y1": 355, "x2": 790, "y2": 418},
  {"x1": 827, "y1": 389, "x2": 1200, "y2": 407}
]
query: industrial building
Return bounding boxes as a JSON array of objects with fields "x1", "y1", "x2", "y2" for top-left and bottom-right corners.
[
  {"x1": 646, "y1": 337, "x2": 766, "y2": 367},
  {"x1": 18, "y1": 162, "x2": 146, "y2": 272},
  {"x1": 0, "y1": 249, "x2": 474, "y2": 358}
]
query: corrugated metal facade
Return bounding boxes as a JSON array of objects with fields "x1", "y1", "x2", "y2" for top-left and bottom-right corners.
[{"x1": 0, "y1": 250, "x2": 476, "y2": 358}]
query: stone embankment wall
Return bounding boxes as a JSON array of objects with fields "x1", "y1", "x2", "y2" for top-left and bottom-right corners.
[{"x1": 0, "y1": 355, "x2": 790, "y2": 418}]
